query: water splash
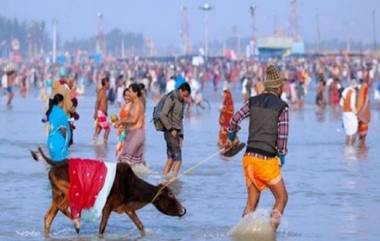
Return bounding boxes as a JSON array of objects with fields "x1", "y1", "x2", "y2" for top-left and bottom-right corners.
[
  {"x1": 228, "y1": 210, "x2": 276, "y2": 241},
  {"x1": 132, "y1": 163, "x2": 155, "y2": 178},
  {"x1": 16, "y1": 230, "x2": 41, "y2": 237}
]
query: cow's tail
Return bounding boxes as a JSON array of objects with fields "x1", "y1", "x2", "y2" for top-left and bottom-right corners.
[{"x1": 30, "y1": 147, "x2": 67, "y2": 166}]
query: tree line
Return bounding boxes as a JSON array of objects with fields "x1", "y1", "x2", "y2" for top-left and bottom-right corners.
[{"x1": 0, "y1": 15, "x2": 146, "y2": 58}]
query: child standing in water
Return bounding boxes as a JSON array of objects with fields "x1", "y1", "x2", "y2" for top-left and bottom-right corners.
[{"x1": 114, "y1": 88, "x2": 131, "y2": 158}]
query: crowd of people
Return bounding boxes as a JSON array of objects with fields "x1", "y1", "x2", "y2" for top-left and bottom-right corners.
[
  {"x1": 1, "y1": 53, "x2": 379, "y2": 232},
  {"x1": 1, "y1": 54, "x2": 379, "y2": 169},
  {"x1": 1, "y1": 54, "x2": 380, "y2": 109}
]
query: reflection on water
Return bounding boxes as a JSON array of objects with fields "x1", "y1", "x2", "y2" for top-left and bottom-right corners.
[
  {"x1": 343, "y1": 145, "x2": 369, "y2": 162},
  {"x1": 328, "y1": 107, "x2": 341, "y2": 122},
  {"x1": 344, "y1": 146, "x2": 358, "y2": 161},
  {"x1": 0, "y1": 89, "x2": 379, "y2": 241},
  {"x1": 93, "y1": 143, "x2": 109, "y2": 160},
  {"x1": 357, "y1": 144, "x2": 369, "y2": 161},
  {"x1": 315, "y1": 107, "x2": 326, "y2": 122}
]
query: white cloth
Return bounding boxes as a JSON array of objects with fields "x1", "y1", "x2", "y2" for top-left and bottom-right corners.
[
  {"x1": 82, "y1": 162, "x2": 116, "y2": 220},
  {"x1": 116, "y1": 86, "x2": 124, "y2": 104},
  {"x1": 326, "y1": 78, "x2": 333, "y2": 87},
  {"x1": 375, "y1": 89, "x2": 380, "y2": 101},
  {"x1": 342, "y1": 112, "x2": 358, "y2": 136},
  {"x1": 241, "y1": 78, "x2": 248, "y2": 95},
  {"x1": 281, "y1": 92, "x2": 288, "y2": 102},
  {"x1": 190, "y1": 79, "x2": 201, "y2": 99},
  {"x1": 289, "y1": 83, "x2": 297, "y2": 102},
  {"x1": 340, "y1": 87, "x2": 357, "y2": 113},
  {"x1": 166, "y1": 79, "x2": 175, "y2": 93},
  {"x1": 1, "y1": 75, "x2": 7, "y2": 88}
]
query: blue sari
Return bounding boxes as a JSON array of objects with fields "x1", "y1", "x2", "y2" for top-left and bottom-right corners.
[{"x1": 47, "y1": 106, "x2": 71, "y2": 162}]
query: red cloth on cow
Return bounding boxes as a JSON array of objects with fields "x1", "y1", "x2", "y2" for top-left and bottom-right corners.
[{"x1": 68, "y1": 158, "x2": 107, "y2": 219}]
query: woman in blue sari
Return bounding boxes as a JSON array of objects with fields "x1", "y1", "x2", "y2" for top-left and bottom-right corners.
[{"x1": 47, "y1": 93, "x2": 71, "y2": 162}]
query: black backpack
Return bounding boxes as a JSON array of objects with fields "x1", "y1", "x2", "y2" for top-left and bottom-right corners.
[{"x1": 152, "y1": 92, "x2": 174, "y2": 131}]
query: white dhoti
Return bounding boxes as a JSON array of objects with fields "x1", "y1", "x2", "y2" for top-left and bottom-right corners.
[
  {"x1": 342, "y1": 112, "x2": 358, "y2": 136},
  {"x1": 374, "y1": 89, "x2": 380, "y2": 101}
]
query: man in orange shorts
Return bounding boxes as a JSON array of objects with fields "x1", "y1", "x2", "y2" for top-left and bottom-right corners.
[{"x1": 227, "y1": 65, "x2": 289, "y2": 231}]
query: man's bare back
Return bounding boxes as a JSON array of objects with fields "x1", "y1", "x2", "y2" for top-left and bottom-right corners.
[{"x1": 97, "y1": 88, "x2": 108, "y2": 114}]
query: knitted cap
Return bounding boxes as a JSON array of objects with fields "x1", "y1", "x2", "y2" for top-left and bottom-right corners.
[{"x1": 264, "y1": 65, "x2": 283, "y2": 89}]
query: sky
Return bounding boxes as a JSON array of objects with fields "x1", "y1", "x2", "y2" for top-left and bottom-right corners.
[{"x1": 1, "y1": 0, "x2": 379, "y2": 47}]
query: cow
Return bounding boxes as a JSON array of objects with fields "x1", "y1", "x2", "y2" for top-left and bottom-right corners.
[{"x1": 30, "y1": 147, "x2": 186, "y2": 236}]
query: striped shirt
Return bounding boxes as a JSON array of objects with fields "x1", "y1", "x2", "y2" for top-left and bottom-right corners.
[{"x1": 229, "y1": 101, "x2": 289, "y2": 156}]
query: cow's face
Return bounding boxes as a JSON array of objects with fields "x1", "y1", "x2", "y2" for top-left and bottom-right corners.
[{"x1": 153, "y1": 184, "x2": 186, "y2": 217}]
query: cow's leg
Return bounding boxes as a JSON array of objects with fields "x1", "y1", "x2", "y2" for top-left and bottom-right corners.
[
  {"x1": 52, "y1": 190, "x2": 80, "y2": 234},
  {"x1": 59, "y1": 206, "x2": 71, "y2": 218},
  {"x1": 57, "y1": 198, "x2": 71, "y2": 219},
  {"x1": 58, "y1": 205, "x2": 80, "y2": 234},
  {"x1": 52, "y1": 190, "x2": 69, "y2": 217},
  {"x1": 44, "y1": 203, "x2": 59, "y2": 236},
  {"x1": 50, "y1": 176, "x2": 69, "y2": 197},
  {"x1": 126, "y1": 210, "x2": 145, "y2": 236},
  {"x1": 99, "y1": 204, "x2": 112, "y2": 235}
]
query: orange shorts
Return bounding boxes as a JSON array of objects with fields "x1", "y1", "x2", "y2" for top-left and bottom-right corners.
[{"x1": 242, "y1": 154, "x2": 282, "y2": 191}]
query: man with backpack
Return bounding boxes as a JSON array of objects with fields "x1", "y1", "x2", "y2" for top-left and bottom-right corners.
[{"x1": 153, "y1": 82, "x2": 191, "y2": 177}]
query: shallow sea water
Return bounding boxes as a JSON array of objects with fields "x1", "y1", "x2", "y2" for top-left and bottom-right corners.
[{"x1": 0, "y1": 85, "x2": 379, "y2": 241}]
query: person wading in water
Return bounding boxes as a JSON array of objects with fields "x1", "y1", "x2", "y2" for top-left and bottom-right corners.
[
  {"x1": 227, "y1": 65, "x2": 289, "y2": 232},
  {"x1": 160, "y1": 82, "x2": 191, "y2": 177},
  {"x1": 93, "y1": 77, "x2": 111, "y2": 144}
]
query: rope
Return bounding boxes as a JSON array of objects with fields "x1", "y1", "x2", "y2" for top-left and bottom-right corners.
[{"x1": 151, "y1": 148, "x2": 225, "y2": 203}]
